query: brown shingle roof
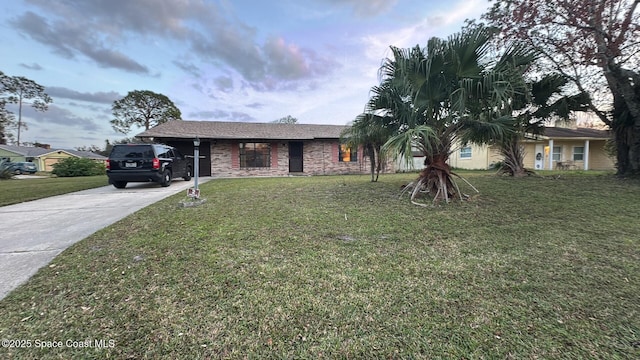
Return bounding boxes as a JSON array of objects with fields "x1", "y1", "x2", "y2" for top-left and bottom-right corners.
[{"x1": 136, "y1": 120, "x2": 348, "y2": 140}]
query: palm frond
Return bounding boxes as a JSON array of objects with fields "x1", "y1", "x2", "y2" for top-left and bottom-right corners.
[{"x1": 382, "y1": 125, "x2": 439, "y2": 165}]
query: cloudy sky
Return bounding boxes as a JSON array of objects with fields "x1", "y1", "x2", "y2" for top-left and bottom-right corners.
[{"x1": 0, "y1": 0, "x2": 490, "y2": 149}]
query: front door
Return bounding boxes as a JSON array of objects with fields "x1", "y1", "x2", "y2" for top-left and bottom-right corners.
[
  {"x1": 289, "y1": 142, "x2": 303, "y2": 173},
  {"x1": 534, "y1": 144, "x2": 544, "y2": 170}
]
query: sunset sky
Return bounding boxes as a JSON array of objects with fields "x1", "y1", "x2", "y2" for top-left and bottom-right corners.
[{"x1": 0, "y1": 0, "x2": 490, "y2": 149}]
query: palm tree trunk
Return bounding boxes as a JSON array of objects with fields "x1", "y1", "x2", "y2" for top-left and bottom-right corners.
[
  {"x1": 417, "y1": 153, "x2": 457, "y2": 202},
  {"x1": 374, "y1": 145, "x2": 382, "y2": 182},
  {"x1": 499, "y1": 137, "x2": 529, "y2": 177},
  {"x1": 367, "y1": 144, "x2": 376, "y2": 182}
]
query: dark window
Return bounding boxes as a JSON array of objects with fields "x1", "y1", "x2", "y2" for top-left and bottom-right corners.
[
  {"x1": 110, "y1": 145, "x2": 154, "y2": 159},
  {"x1": 239, "y1": 143, "x2": 271, "y2": 168},
  {"x1": 339, "y1": 144, "x2": 357, "y2": 162},
  {"x1": 155, "y1": 146, "x2": 172, "y2": 158}
]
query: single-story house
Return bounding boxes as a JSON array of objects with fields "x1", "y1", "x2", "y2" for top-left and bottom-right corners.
[
  {"x1": 398, "y1": 127, "x2": 615, "y2": 171},
  {"x1": 522, "y1": 127, "x2": 614, "y2": 171},
  {"x1": 0, "y1": 145, "x2": 107, "y2": 172},
  {"x1": 136, "y1": 120, "x2": 393, "y2": 177},
  {"x1": 449, "y1": 127, "x2": 615, "y2": 171}
]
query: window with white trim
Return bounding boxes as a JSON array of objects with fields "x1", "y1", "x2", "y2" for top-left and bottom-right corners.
[
  {"x1": 460, "y1": 146, "x2": 472, "y2": 159},
  {"x1": 552, "y1": 146, "x2": 562, "y2": 161},
  {"x1": 573, "y1": 146, "x2": 584, "y2": 161}
]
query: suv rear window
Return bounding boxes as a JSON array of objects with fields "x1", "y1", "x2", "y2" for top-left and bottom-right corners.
[{"x1": 110, "y1": 145, "x2": 155, "y2": 159}]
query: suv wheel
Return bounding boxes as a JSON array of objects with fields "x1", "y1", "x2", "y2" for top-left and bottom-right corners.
[
  {"x1": 113, "y1": 181, "x2": 127, "y2": 189},
  {"x1": 160, "y1": 169, "x2": 172, "y2": 187},
  {"x1": 183, "y1": 167, "x2": 192, "y2": 181}
]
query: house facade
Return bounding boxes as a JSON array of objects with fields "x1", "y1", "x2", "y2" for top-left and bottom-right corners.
[
  {"x1": 136, "y1": 120, "x2": 390, "y2": 177},
  {"x1": 401, "y1": 127, "x2": 615, "y2": 171},
  {"x1": 0, "y1": 145, "x2": 107, "y2": 172},
  {"x1": 448, "y1": 143, "x2": 503, "y2": 170},
  {"x1": 520, "y1": 127, "x2": 614, "y2": 171}
]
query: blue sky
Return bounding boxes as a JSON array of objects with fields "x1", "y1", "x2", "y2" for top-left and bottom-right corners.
[{"x1": 0, "y1": 0, "x2": 490, "y2": 149}]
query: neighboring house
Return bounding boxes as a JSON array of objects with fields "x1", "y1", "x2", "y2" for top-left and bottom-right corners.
[
  {"x1": 447, "y1": 143, "x2": 503, "y2": 170},
  {"x1": 136, "y1": 120, "x2": 392, "y2": 177},
  {"x1": 400, "y1": 127, "x2": 615, "y2": 171},
  {"x1": 0, "y1": 145, "x2": 107, "y2": 172},
  {"x1": 397, "y1": 144, "x2": 502, "y2": 171},
  {"x1": 521, "y1": 127, "x2": 614, "y2": 171}
]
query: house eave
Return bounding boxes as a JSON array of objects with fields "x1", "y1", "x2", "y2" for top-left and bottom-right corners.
[
  {"x1": 136, "y1": 120, "x2": 347, "y2": 142},
  {"x1": 524, "y1": 135, "x2": 609, "y2": 141},
  {"x1": 39, "y1": 149, "x2": 77, "y2": 157}
]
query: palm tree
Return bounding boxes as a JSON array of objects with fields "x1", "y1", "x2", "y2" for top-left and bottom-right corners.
[
  {"x1": 496, "y1": 74, "x2": 591, "y2": 177},
  {"x1": 341, "y1": 113, "x2": 393, "y2": 182},
  {"x1": 372, "y1": 25, "x2": 536, "y2": 204}
]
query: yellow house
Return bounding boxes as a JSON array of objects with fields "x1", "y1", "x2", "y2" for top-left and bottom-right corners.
[
  {"x1": 38, "y1": 149, "x2": 90, "y2": 172},
  {"x1": 0, "y1": 145, "x2": 107, "y2": 172},
  {"x1": 400, "y1": 127, "x2": 615, "y2": 171},
  {"x1": 521, "y1": 127, "x2": 614, "y2": 171},
  {"x1": 448, "y1": 143, "x2": 503, "y2": 170}
]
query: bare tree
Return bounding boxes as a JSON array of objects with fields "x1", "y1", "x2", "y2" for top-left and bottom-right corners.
[{"x1": 484, "y1": 0, "x2": 640, "y2": 175}]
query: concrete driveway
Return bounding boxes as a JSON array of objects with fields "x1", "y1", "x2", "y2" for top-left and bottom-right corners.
[{"x1": 0, "y1": 178, "x2": 210, "y2": 300}]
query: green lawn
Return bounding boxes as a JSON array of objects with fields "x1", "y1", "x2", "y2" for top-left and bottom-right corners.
[
  {"x1": 0, "y1": 175, "x2": 108, "y2": 206},
  {"x1": 1, "y1": 172, "x2": 639, "y2": 359}
]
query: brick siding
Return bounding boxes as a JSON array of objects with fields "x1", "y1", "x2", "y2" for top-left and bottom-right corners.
[{"x1": 208, "y1": 140, "x2": 393, "y2": 177}]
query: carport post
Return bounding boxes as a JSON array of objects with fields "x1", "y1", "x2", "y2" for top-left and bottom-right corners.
[{"x1": 193, "y1": 136, "x2": 200, "y2": 194}]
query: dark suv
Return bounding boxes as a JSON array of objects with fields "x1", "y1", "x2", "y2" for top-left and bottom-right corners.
[{"x1": 106, "y1": 144, "x2": 192, "y2": 188}]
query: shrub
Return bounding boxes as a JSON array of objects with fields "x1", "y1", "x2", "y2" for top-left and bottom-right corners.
[
  {"x1": 0, "y1": 160, "x2": 14, "y2": 180},
  {"x1": 52, "y1": 157, "x2": 105, "y2": 177}
]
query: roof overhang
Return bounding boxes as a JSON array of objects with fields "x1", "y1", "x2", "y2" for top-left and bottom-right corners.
[{"x1": 136, "y1": 120, "x2": 348, "y2": 141}]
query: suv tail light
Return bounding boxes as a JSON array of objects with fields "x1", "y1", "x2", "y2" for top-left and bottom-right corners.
[
  {"x1": 152, "y1": 158, "x2": 160, "y2": 169},
  {"x1": 106, "y1": 160, "x2": 110, "y2": 170}
]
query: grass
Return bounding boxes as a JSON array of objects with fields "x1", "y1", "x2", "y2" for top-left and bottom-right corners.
[
  {"x1": 0, "y1": 172, "x2": 639, "y2": 359},
  {"x1": 0, "y1": 175, "x2": 108, "y2": 206}
]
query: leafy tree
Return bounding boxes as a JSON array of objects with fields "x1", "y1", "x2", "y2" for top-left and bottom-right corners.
[
  {"x1": 1, "y1": 71, "x2": 14, "y2": 145},
  {"x1": 100, "y1": 137, "x2": 144, "y2": 156},
  {"x1": 51, "y1": 157, "x2": 105, "y2": 177},
  {"x1": 370, "y1": 25, "x2": 535, "y2": 204},
  {"x1": 75, "y1": 144, "x2": 104, "y2": 154},
  {"x1": 341, "y1": 113, "x2": 393, "y2": 182},
  {"x1": 0, "y1": 107, "x2": 13, "y2": 145},
  {"x1": 0, "y1": 71, "x2": 52, "y2": 145},
  {"x1": 110, "y1": 90, "x2": 181, "y2": 134},
  {"x1": 75, "y1": 145, "x2": 101, "y2": 152},
  {"x1": 484, "y1": 0, "x2": 640, "y2": 176},
  {"x1": 272, "y1": 115, "x2": 298, "y2": 124}
]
